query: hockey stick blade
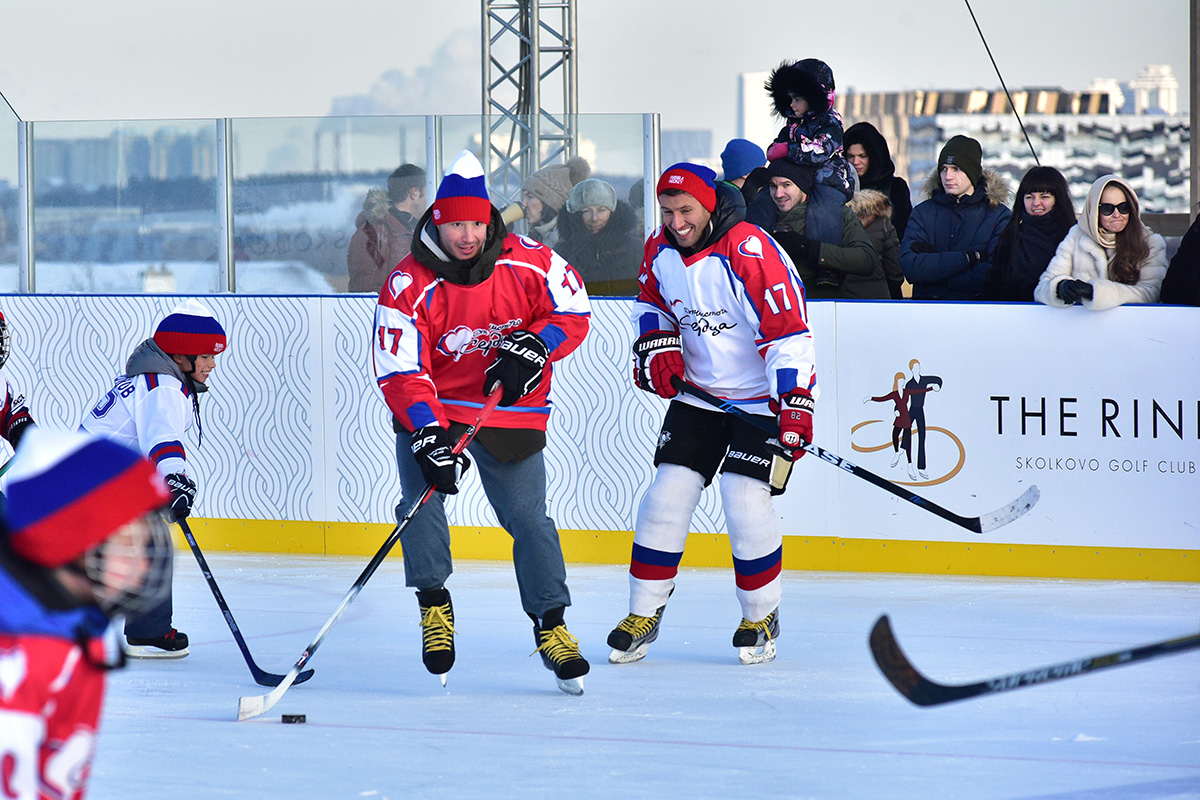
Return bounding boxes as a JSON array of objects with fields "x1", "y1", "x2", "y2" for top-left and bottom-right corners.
[
  {"x1": 869, "y1": 614, "x2": 1200, "y2": 707},
  {"x1": 179, "y1": 520, "x2": 314, "y2": 687},
  {"x1": 670, "y1": 377, "x2": 1038, "y2": 534},
  {"x1": 237, "y1": 389, "x2": 503, "y2": 721}
]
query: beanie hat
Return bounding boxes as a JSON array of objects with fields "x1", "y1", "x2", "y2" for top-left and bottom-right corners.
[
  {"x1": 767, "y1": 158, "x2": 816, "y2": 196},
  {"x1": 432, "y1": 150, "x2": 492, "y2": 225},
  {"x1": 5, "y1": 428, "x2": 170, "y2": 568},
  {"x1": 720, "y1": 139, "x2": 766, "y2": 181},
  {"x1": 386, "y1": 164, "x2": 426, "y2": 202},
  {"x1": 522, "y1": 157, "x2": 591, "y2": 213},
  {"x1": 566, "y1": 179, "x2": 618, "y2": 213},
  {"x1": 656, "y1": 163, "x2": 718, "y2": 213},
  {"x1": 154, "y1": 299, "x2": 227, "y2": 356},
  {"x1": 937, "y1": 135, "x2": 984, "y2": 188},
  {"x1": 766, "y1": 58, "x2": 836, "y2": 117}
]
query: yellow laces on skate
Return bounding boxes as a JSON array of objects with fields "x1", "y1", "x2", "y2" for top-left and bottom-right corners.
[
  {"x1": 532, "y1": 625, "x2": 582, "y2": 664},
  {"x1": 420, "y1": 604, "x2": 455, "y2": 652},
  {"x1": 615, "y1": 613, "x2": 657, "y2": 638}
]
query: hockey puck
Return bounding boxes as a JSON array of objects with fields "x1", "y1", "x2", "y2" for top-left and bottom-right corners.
[{"x1": 281, "y1": 714, "x2": 306, "y2": 724}]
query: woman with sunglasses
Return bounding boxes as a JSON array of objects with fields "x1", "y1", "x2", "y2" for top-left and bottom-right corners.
[{"x1": 1034, "y1": 174, "x2": 1166, "y2": 309}]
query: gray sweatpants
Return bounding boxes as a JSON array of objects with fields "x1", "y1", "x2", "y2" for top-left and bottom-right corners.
[{"x1": 394, "y1": 431, "x2": 571, "y2": 618}]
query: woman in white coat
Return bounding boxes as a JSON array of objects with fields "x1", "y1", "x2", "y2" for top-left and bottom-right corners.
[{"x1": 1034, "y1": 174, "x2": 1166, "y2": 310}]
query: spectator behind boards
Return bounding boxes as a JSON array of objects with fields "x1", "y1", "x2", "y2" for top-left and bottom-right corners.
[
  {"x1": 0, "y1": 427, "x2": 174, "y2": 800},
  {"x1": 844, "y1": 121, "x2": 913, "y2": 243},
  {"x1": 719, "y1": 138, "x2": 769, "y2": 207},
  {"x1": 519, "y1": 157, "x2": 591, "y2": 249},
  {"x1": 1160, "y1": 211, "x2": 1200, "y2": 305},
  {"x1": 979, "y1": 166, "x2": 1076, "y2": 302},
  {"x1": 1034, "y1": 174, "x2": 1166, "y2": 310},
  {"x1": 347, "y1": 164, "x2": 427, "y2": 294},
  {"x1": 900, "y1": 135, "x2": 1011, "y2": 300},
  {"x1": 555, "y1": 178, "x2": 643, "y2": 296},
  {"x1": 848, "y1": 188, "x2": 904, "y2": 299}
]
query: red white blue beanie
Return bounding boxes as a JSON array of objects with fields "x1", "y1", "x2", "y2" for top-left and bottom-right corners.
[
  {"x1": 5, "y1": 428, "x2": 170, "y2": 567},
  {"x1": 153, "y1": 299, "x2": 227, "y2": 356},
  {"x1": 431, "y1": 150, "x2": 492, "y2": 225},
  {"x1": 656, "y1": 163, "x2": 718, "y2": 213}
]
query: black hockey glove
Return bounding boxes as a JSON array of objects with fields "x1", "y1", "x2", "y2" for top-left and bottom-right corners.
[
  {"x1": 483, "y1": 330, "x2": 549, "y2": 407},
  {"x1": 164, "y1": 472, "x2": 197, "y2": 522},
  {"x1": 410, "y1": 425, "x2": 471, "y2": 494}
]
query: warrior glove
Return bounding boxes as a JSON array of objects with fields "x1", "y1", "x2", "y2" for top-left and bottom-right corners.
[{"x1": 632, "y1": 331, "x2": 684, "y2": 399}]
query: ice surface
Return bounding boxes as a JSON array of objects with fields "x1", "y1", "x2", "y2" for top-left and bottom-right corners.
[{"x1": 90, "y1": 554, "x2": 1200, "y2": 799}]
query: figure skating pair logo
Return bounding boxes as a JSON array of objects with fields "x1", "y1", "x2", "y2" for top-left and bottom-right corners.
[
  {"x1": 852, "y1": 359, "x2": 965, "y2": 486},
  {"x1": 437, "y1": 319, "x2": 522, "y2": 362}
]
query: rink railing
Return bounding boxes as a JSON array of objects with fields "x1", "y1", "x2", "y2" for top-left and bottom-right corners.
[{"x1": 2, "y1": 294, "x2": 1195, "y2": 582}]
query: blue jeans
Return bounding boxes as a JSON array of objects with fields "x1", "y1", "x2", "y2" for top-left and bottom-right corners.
[{"x1": 394, "y1": 431, "x2": 570, "y2": 617}]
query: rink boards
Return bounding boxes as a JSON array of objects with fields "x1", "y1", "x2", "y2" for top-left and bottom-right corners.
[{"x1": 4, "y1": 294, "x2": 1195, "y2": 581}]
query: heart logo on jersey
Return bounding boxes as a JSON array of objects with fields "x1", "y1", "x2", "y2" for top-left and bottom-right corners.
[
  {"x1": 388, "y1": 271, "x2": 414, "y2": 299},
  {"x1": 0, "y1": 648, "x2": 28, "y2": 701},
  {"x1": 439, "y1": 326, "x2": 474, "y2": 357},
  {"x1": 738, "y1": 236, "x2": 764, "y2": 259}
]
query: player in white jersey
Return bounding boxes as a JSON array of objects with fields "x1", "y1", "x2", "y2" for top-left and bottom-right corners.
[
  {"x1": 81, "y1": 300, "x2": 227, "y2": 658},
  {"x1": 607, "y1": 163, "x2": 816, "y2": 665},
  {"x1": 0, "y1": 311, "x2": 37, "y2": 460}
]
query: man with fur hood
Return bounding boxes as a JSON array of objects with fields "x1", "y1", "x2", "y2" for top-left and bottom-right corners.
[
  {"x1": 900, "y1": 135, "x2": 1011, "y2": 300},
  {"x1": 347, "y1": 164, "x2": 427, "y2": 293},
  {"x1": 81, "y1": 299, "x2": 228, "y2": 658}
]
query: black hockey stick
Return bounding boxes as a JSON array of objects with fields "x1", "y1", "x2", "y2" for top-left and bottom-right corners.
[
  {"x1": 670, "y1": 377, "x2": 1038, "y2": 533},
  {"x1": 237, "y1": 389, "x2": 503, "y2": 721},
  {"x1": 870, "y1": 614, "x2": 1200, "y2": 707},
  {"x1": 178, "y1": 519, "x2": 315, "y2": 687}
]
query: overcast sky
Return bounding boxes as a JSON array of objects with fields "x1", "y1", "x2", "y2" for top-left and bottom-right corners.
[{"x1": 0, "y1": 0, "x2": 1190, "y2": 151}]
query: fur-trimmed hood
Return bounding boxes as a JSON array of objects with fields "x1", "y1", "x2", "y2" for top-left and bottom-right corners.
[
  {"x1": 361, "y1": 188, "x2": 392, "y2": 226},
  {"x1": 765, "y1": 58, "x2": 835, "y2": 118},
  {"x1": 921, "y1": 167, "x2": 1010, "y2": 208},
  {"x1": 849, "y1": 189, "x2": 892, "y2": 221}
]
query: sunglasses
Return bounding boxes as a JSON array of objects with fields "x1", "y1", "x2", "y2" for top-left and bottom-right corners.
[{"x1": 1098, "y1": 201, "x2": 1131, "y2": 217}]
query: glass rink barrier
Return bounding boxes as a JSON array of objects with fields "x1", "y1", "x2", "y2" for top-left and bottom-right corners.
[{"x1": 0, "y1": 113, "x2": 654, "y2": 295}]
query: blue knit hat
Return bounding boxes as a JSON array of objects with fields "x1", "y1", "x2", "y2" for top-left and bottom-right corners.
[
  {"x1": 153, "y1": 299, "x2": 227, "y2": 356},
  {"x1": 432, "y1": 150, "x2": 492, "y2": 225},
  {"x1": 721, "y1": 139, "x2": 766, "y2": 181},
  {"x1": 5, "y1": 428, "x2": 170, "y2": 567}
]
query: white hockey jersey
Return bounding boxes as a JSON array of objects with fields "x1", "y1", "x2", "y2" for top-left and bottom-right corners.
[
  {"x1": 633, "y1": 219, "x2": 817, "y2": 417},
  {"x1": 81, "y1": 371, "x2": 194, "y2": 478}
]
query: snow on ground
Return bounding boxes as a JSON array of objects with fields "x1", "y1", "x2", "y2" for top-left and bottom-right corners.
[{"x1": 90, "y1": 554, "x2": 1200, "y2": 799}]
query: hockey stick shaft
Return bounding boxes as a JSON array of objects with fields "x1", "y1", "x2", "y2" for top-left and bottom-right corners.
[
  {"x1": 178, "y1": 519, "x2": 314, "y2": 687},
  {"x1": 670, "y1": 377, "x2": 1038, "y2": 533},
  {"x1": 237, "y1": 389, "x2": 503, "y2": 721},
  {"x1": 870, "y1": 614, "x2": 1200, "y2": 707}
]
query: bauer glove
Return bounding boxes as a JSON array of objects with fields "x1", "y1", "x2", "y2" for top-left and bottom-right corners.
[
  {"x1": 411, "y1": 425, "x2": 471, "y2": 494},
  {"x1": 483, "y1": 330, "x2": 549, "y2": 407},
  {"x1": 164, "y1": 472, "x2": 197, "y2": 522}
]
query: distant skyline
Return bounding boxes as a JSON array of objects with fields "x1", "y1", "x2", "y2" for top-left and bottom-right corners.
[{"x1": 0, "y1": 0, "x2": 1190, "y2": 154}]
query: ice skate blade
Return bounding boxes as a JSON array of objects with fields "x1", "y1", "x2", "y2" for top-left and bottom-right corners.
[
  {"x1": 125, "y1": 645, "x2": 189, "y2": 660},
  {"x1": 737, "y1": 640, "x2": 777, "y2": 665},
  {"x1": 556, "y1": 675, "x2": 584, "y2": 695},
  {"x1": 608, "y1": 644, "x2": 649, "y2": 664}
]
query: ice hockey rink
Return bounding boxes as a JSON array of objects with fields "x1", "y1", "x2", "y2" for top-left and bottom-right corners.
[{"x1": 89, "y1": 553, "x2": 1199, "y2": 799}]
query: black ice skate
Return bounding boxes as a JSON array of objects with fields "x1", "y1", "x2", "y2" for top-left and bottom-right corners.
[
  {"x1": 732, "y1": 608, "x2": 779, "y2": 665},
  {"x1": 125, "y1": 628, "x2": 189, "y2": 659},
  {"x1": 531, "y1": 607, "x2": 589, "y2": 695},
  {"x1": 417, "y1": 588, "x2": 455, "y2": 685},
  {"x1": 607, "y1": 593, "x2": 671, "y2": 664}
]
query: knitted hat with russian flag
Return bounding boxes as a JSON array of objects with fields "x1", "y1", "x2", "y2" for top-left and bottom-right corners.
[
  {"x1": 431, "y1": 150, "x2": 493, "y2": 225},
  {"x1": 5, "y1": 428, "x2": 171, "y2": 567},
  {"x1": 153, "y1": 299, "x2": 227, "y2": 356},
  {"x1": 656, "y1": 163, "x2": 718, "y2": 213}
]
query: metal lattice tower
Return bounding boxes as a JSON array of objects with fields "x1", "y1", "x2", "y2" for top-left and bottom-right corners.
[{"x1": 481, "y1": 0, "x2": 577, "y2": 207}]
